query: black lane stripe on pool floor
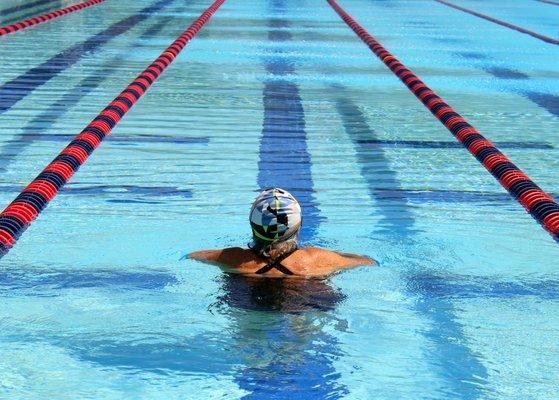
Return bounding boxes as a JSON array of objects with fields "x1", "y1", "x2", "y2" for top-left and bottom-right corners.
[
  {"x1": 236, "y1": 3, "x2": 342, "y2": 399},
  {"x1": 537, "y1": 0, "x2": 559, "y2": 6},
  {"x1": 357, "y1": 139, "x2": 553, "y2": 149},
  {"x1": 0, "y1": 13, "x2": 177, "y2": 174},
  {"x1": 257, "y1": 10, "x2": 322, "y2": 243},
  {"x1": 335, "y1": 92, "x2": 415, "y2": 236},
  {"x1": 334, "y1": 89, "x2": 489, "y2": 398},
  {"x1": 8, "y1": 130, "x2": 551, "y2": 149},
  {"x1": 455, "y1": 51, "x2": 559, "y2": 120},
  {"x1": 0, "y1": 0, "x2": 60, "y2": 18},
  {"x1": 0, "y1": 0, "x2": 174, "y2": 116}
]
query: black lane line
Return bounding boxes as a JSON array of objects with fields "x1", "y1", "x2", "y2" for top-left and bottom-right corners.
[
  {"x1": 0, "y1": 0, "x2": 60, "y2": 18},
  {"x1": 404, "y1": 8, "x2": 559, "y2": 121},
  {"x1": 0, "y1": 267, "x2": 177, "y2": 290},
  {"x1": 235, "y1": 2, "x2": 346, "y2": 399},
  {"x1": 373, "y1": 188, "x2": 559, "y2": 204},
  {"x1": 0, "y1": 14, "x2": 175, "y2": 173},
  {"x1": 0, "y1": 2, "x2": 64, "y2": 27},
  {"x1": 0, "y1": 0, "x2": 174, "y2": 117},
  {"x1": 408, "y1": 273, "x2": 559, "y2": 301},
  {"x1": 335, "y1": 93, "x2": 416, "y2": 237},
  {"x1": 357, "y1": 139, "x2": 552, "y2": 149},
  {"x1": 256, "y1": 7, "x2": 322, "y2": 243},
  {"x1": 456, "y1": 51, "x2": 559, "y2": 119},
  {"x1": 0, "y1": 184, "x2": 546, "y2": 204},
  {"x1": 536, "y1": 0, "x2": 559, "y2": 6},
  {"x1": 524, "y1": 92, "x2": 559, "y2": 119},
  {"x1": 0, "y1": 184, "x2": 192, "y2": 200}
]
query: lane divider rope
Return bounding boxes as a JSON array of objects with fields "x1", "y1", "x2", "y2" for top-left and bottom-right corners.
[
  {"x1": 327, "y1": 0, "x2": 559, "y2": 241},
  {"x1": 434, "y1": 0, "x2": 559, "y2": 45},
  {"x1": 0, "y1": 0, "x2": 106, "y2": 37},
  {"x1": 0, "y1": 0, "x2": 227, "y2": 258}
]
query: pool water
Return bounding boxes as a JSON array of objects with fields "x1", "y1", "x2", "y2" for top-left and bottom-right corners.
[{"x1": 0, "y1": 0, "x2": 558, "y2": 398}]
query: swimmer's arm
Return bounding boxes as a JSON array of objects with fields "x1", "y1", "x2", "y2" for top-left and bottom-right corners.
[
  {"x1": 187, "y1": 248, "x2": 244, "y2": 267},
  {"x1": 188, "y1": 250, "x2": 222, "y2": 263},
  {"x1": 306, "y1": 248, "x2": 376, "y2": 269},
  {"x1": 336, "y1": 252, "x2": 377, "y2": 267}
]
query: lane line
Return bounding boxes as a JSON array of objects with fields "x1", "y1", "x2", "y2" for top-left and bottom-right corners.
[
  {"x1": 0, "y1": 0, "x2": 174, "y2": 116},
  {"x1": 434, "y1": 0, "x2": 559, "y2": 45},
  {"x1": 0, "y1": 14, "x2": 175, "y2": 173},
  {"x1": 236, "y1": 2, "x2": 344, "y2": 398},
  {"x1": 334, "y1": 90, "x2": 488, "y2": 397},
  {"x1": 328, "y1": 0, "x2": 559, "y2": 242},
  {"x1": 357, "y1": 139, "x2": 553, "y2": 149},
  {"x1": 257, "y1": 10, "x2": 322, "y2": 242},
  {"x1": 536, "y1": 0, "x2": 559, "y2": 6},
  {"x1": 0, "y1": 0, "x2": 227, "y2": 257},
  {"x1": 0, "y1": 0, "x2": 60, "y2": 18},
  {"x1": 334, "y1": 93, "x2": 415, "y2": 236}
]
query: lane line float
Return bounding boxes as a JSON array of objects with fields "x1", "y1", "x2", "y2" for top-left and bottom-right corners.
[
  {"x1": 327, "y1": 0, "x2": 559, "y2": 241},
  {"x1": 0, "y1": 0, "x2": 106, "y2": 37},
  {"x1": 434, "y1": 0, "x2": 559, "y2": 45},
  {"x1": 0, "y1": 0, "x2": 226, "y2": 258}
]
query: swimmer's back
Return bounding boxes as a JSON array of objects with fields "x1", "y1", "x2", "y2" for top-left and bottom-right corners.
[{"x1": 189, "y1": 247, "x2": 375, "y2": 277}]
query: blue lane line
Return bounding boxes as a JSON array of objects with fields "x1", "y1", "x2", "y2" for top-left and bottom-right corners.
[
  {"x1": 334, "y1": 90, "x2": 489, "y2": 398},
  {"x1": 0, "y1": 0, "x2": 174, "y2": 117},
  {"x1": 256, "y1": 4, "x2": 321, "y2": 243},
  {"x1": 0, "y1": 14, "x2": 175, "y2": 174},
  {"x1": 236, "y1": 2, "x2": 346, "y2": 400},
  {"x1": 0, "y1": 0, "x2": 60, "y2": 18}
]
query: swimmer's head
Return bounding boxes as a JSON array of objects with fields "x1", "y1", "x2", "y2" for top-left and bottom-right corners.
[{"x1": 249, "y1": 188, "x2": 301, "y2": 254}]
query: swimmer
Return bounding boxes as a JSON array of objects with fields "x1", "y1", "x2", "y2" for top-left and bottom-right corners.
[{"x1": 189, "y1": 188, "x2": 375, "y2": 277}]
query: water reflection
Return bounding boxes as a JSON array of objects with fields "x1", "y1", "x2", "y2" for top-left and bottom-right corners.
[{"x1": 213, "y1": 274, "x2": 349, "y2": 399}]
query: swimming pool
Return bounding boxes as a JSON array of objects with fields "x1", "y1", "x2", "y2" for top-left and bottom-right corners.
[{"x1": 0, "y1": 0, "x2": 558, "y2": 397}]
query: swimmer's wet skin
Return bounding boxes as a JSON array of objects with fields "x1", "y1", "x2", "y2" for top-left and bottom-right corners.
[{"x1": 189, "y1": 188, "x2": 376, "y2": 277}]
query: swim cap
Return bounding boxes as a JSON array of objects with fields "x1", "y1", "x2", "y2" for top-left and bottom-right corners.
[{"x1": 249, "y1": 188, "x2": 302, "y2": 243}]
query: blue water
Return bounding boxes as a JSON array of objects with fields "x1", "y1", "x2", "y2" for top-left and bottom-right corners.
[{"x1": 0, "y1": 0, "x2": 558, "y2": 398}]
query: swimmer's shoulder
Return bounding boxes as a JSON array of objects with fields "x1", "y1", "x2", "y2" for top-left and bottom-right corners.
[{"x1": 188, "y1": 246, "x2": 376, "y2": 276}]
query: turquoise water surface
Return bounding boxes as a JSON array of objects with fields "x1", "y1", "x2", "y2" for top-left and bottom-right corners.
[{"x1": 0, "y1": 0, "x2": 558, "y2": 398}]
